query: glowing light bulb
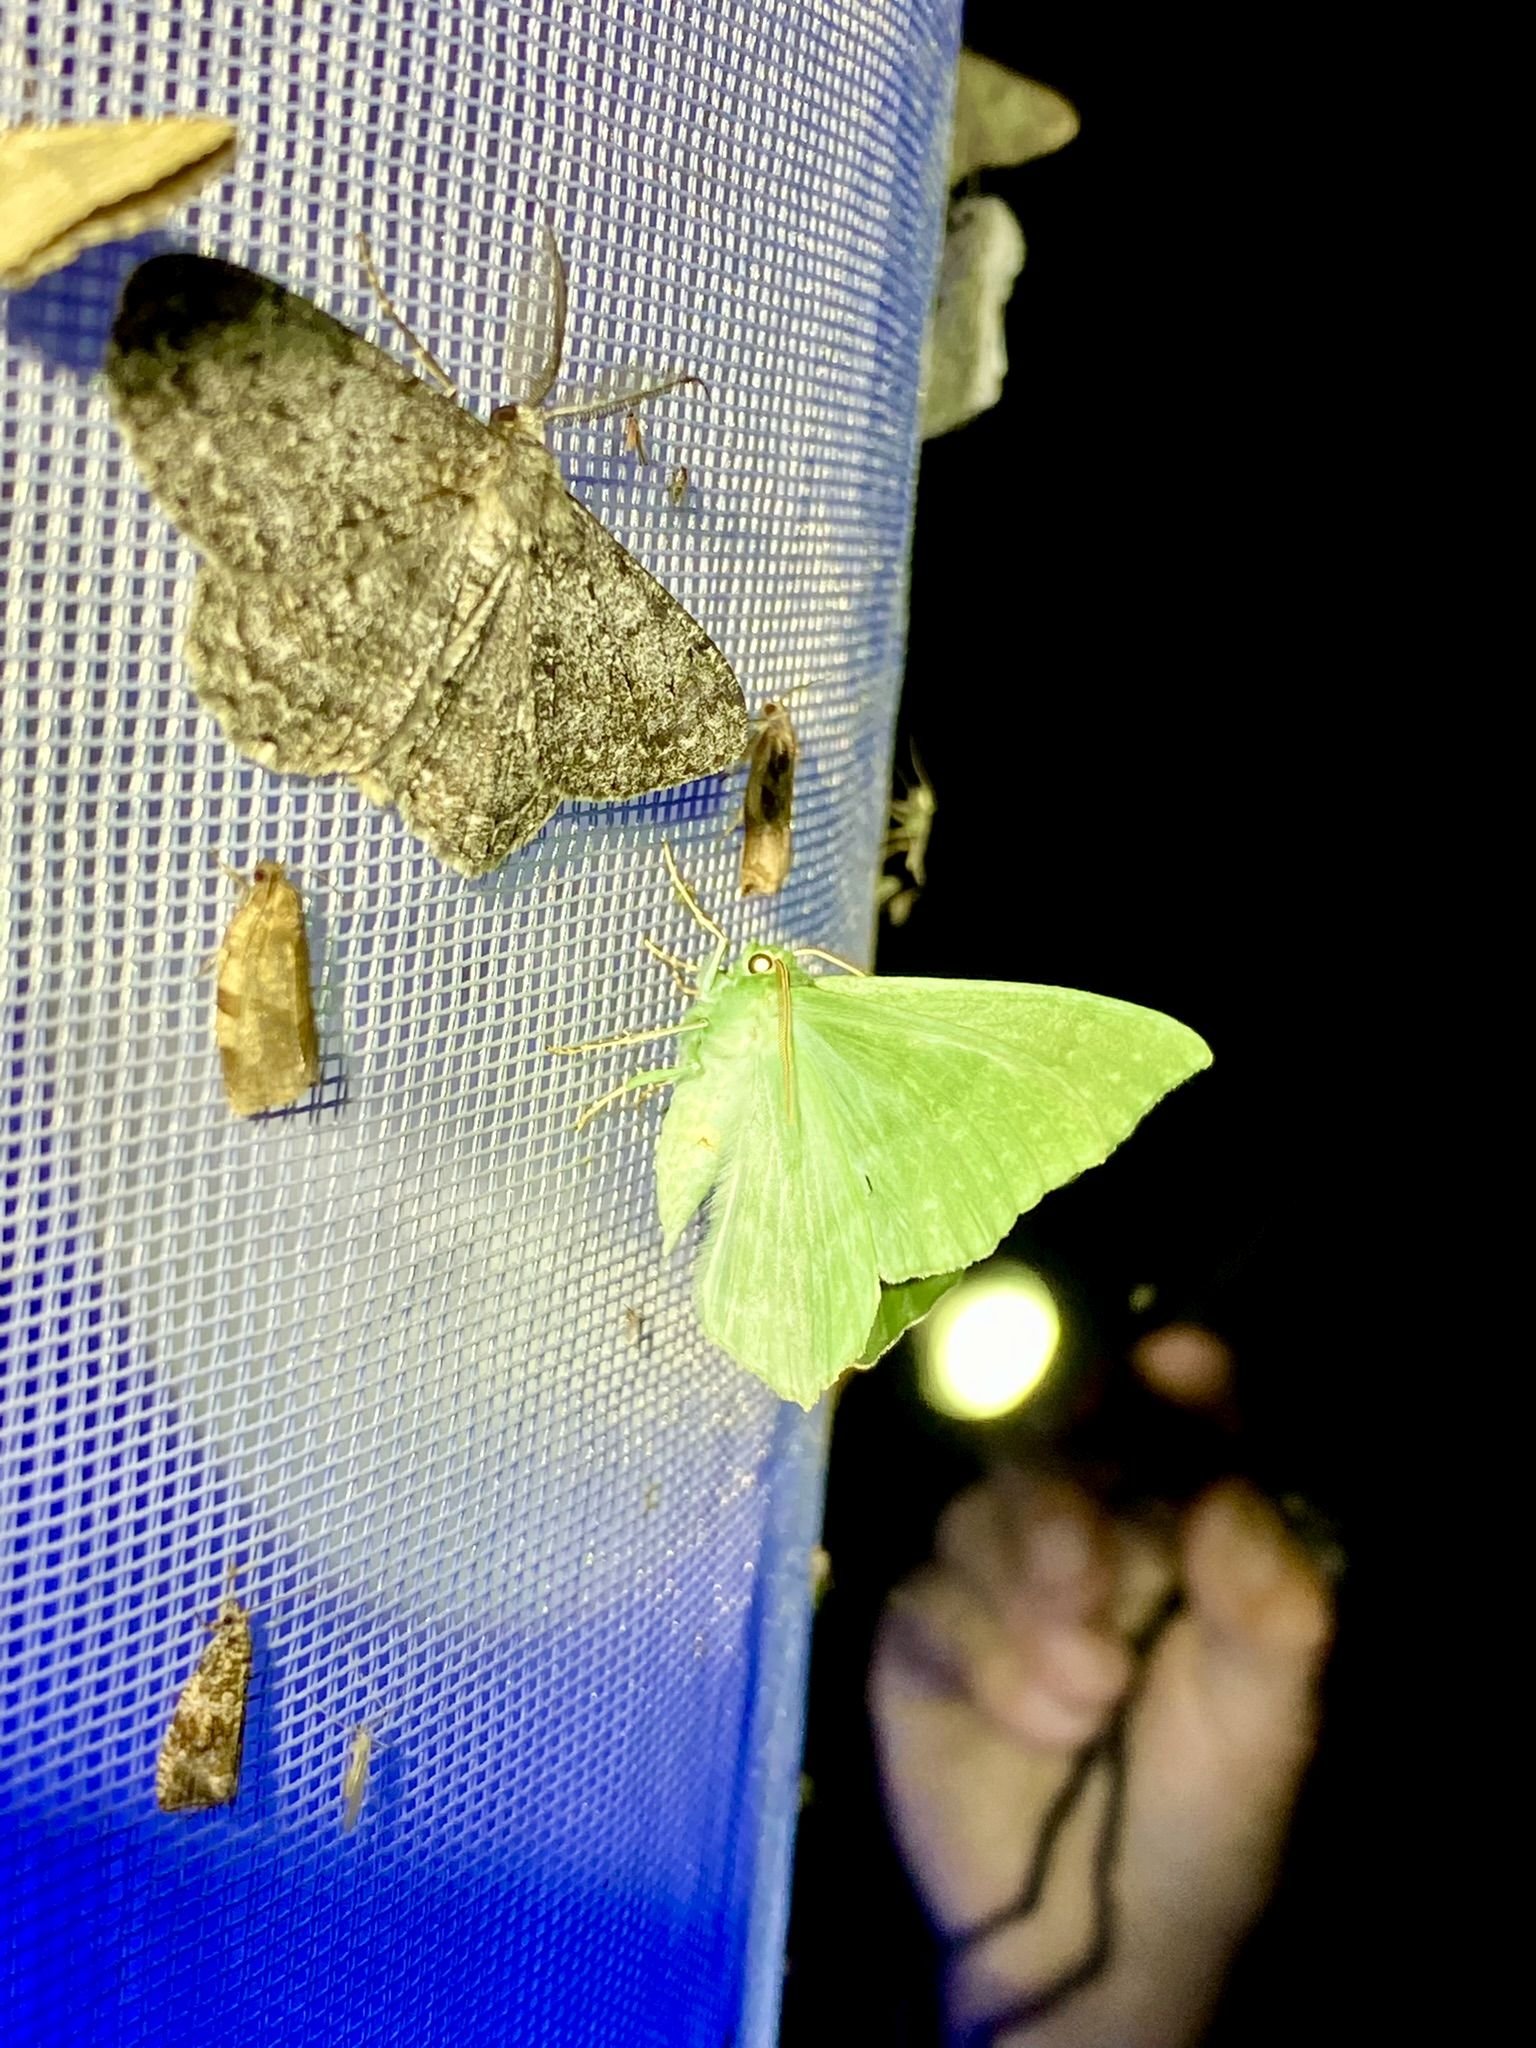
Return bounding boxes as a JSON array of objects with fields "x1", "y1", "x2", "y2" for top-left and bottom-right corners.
[{"x1": 918, "y1": 1262, "x2": 1060, "y2": 1420}]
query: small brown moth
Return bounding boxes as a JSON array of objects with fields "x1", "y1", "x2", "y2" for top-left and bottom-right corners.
[
  {"x1": 621, "y1": 407, "x2": 648, "y2": 464},
  {"x1": 156, "y1": 1567, "x2": 252, "y2": 1812},
  {"x1": 340, "y1": 1723, "x2": 374, "y2": 1833},
  {"x1": 739, "y1": 701, "x2": 798, "y2": 898},
  {"x1": 0, "y1": 116, "x2": 236, "y2": 290},
  {"x1": 667, "y1": 465, "x2": 690, "y2": 505},
  {"x1": 215, "y1": 862, "x2": 320, "y2": 1118}
]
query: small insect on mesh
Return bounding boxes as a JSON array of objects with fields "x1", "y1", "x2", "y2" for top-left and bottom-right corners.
[{"x1": 0, "y1": 4, "x2": 958, "y2": 2045}]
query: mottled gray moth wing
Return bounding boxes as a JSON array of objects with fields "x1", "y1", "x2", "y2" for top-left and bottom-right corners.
[
  {"x1": 529, "y1": 488, "x2": 747, "y2": 800},
  {"x1": 106, "y1": 253, "x2": 747, "y2": 873},
  {"x1": 107, "y1": 256, "x2": 493, "y2": 576},
  {"x1": 358, "y1": 502, "x2": 561, "y2": 872},
  {"x1": 188, "y1": 539, "x2": 483, "y2": 778},
  {"x1": 191, "y1": 525, "x2": 558, "y2": 867}
]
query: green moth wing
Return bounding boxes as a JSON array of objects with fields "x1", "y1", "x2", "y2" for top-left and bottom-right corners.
[
  {"x1": 651, "y1": 950, "x2": 1209, "y2": 1407},
  {"x1": 860, "y1": 1272, "x2": 965, "y2": 1367},
  {"x1": 659, "y1": 983, "x2": 883, "y2": 1409},
  {"x1": 795, "y1": 976, "x2": 1213, "y2": 1279}
]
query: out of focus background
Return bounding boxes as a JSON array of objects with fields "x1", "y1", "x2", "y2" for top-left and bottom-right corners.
[{"x1": 782, "y1": 8, "x2": 1363, "y2": 2041}]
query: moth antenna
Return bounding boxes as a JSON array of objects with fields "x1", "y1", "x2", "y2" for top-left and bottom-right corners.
[
  {"x1": 792, "y1": 945, "x2": 866, "y2": 977},
  {"x1": 214, "y1": 1557, "x2": 244, "y2": 1622},
  {"x1": 355, "y1": 233, "x2": 458, "y2": 397},
  {"x1": 773, "y1": 955, "x2": 796, "y2": 1123},
  {"x1": 641, "y1": 933, "x2": 700, "y2": 998},
  {"x1": 659, "y1": 843, "x2": 728, "y2": 947},
  {"x1": 202, "y1": 858, "x2": 250, "y2": 974},
  {"x1": 522, "y1": 212, "x2": 569, "y2": 410}
]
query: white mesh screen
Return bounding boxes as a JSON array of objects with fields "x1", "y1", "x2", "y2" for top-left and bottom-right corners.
[{"x1": 0, "y1": 4, "x2": 956, "y2": 2042}]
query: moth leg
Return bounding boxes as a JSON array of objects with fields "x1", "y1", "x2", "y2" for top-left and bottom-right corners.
[
  {"x1": 641, "y1": 934, "x2": 700, "y2": 998},
  {"x1": 572, "y1": 1063, "x2": 682, "y2": 1133},
  {"x1": 659, "y1": 843, "x2": 729, "y2": 940},
  {"x1": 546, "y1": 1017, "x2": 708, "y2": 1058},
  {"x1": 355, "y1": 232, "x2": 458, "y2": 398},
  {"x1": 543, "y1": 369, "x2": 705, "y2": 426}
]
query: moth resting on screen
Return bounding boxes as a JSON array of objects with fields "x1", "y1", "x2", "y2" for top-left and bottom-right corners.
[
  {"x1": 156, "y1": 1568, "x2": 252, "y2": 1812},
  {"x1": 739, "y1": 701, "x2": 798, "y2": 898},
  {"x1": 105, "y1": 240, "x2": 746, "y2": 874},
  {"x1": 552, "y1": 851, "x2": 1211, "y2": 1407},
  {"x1": 215, "y1": 861, "x2": 320, "y2": 1119}
]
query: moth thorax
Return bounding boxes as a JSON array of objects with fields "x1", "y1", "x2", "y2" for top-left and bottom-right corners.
[{"x1": 488, "y1": 403, "x2": 549, "y2": 447}]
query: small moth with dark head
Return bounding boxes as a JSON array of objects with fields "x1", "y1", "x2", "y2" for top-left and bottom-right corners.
[
  {"x1": 739, "y1": 701, "x2": 798, "y2": 898},
  {"x1": 215, "y1": 862, "x2": 320, "y2": 1118},
  {"x1": 156, "y1": 1566, "x2": 252, "y2": 1812}
]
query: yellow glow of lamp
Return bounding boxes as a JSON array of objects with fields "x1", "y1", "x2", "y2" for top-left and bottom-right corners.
[{"x1": 918, "y1": 1262, "x2": 1061, "y2": 1420}]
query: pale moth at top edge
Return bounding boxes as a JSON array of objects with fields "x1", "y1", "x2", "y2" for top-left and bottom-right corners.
[
  {"x1": 104, "y1": 249, "x2": 747, "y2": 875},
  {"x1": 0, "y1": 116, "x2": 235, "y2": 289}
]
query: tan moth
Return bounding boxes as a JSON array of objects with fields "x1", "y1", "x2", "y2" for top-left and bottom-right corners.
[
  {"x1": 877, "y1": 746, "x2": 936, "y2": 925},
  {"x1": 214, "y1": 862, "x2": 321, "y2": 1118}
]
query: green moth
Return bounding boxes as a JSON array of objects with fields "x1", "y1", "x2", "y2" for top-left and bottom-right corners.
[{"x1": 554, "y1": 852, "x2": 1211, "y2": 1408}]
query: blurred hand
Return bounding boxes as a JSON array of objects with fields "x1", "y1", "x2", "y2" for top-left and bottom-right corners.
[{"x1": 868, "y1": 1328, "x2": 1334, "y2": 2048}]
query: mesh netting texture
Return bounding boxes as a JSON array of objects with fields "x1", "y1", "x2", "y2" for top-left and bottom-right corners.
[{"x1": 0, "y1": 4, "x2": 957, "y2": 2043}]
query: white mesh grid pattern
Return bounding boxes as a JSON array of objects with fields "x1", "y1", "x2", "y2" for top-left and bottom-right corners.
[{"x1": 0, "y1": 4, "x2": 957, "y2": 2043}]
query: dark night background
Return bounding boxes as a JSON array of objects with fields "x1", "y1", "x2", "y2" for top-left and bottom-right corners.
[{"x1": 781, "y1": 10, "x2": 1368, "y2": 2043}]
